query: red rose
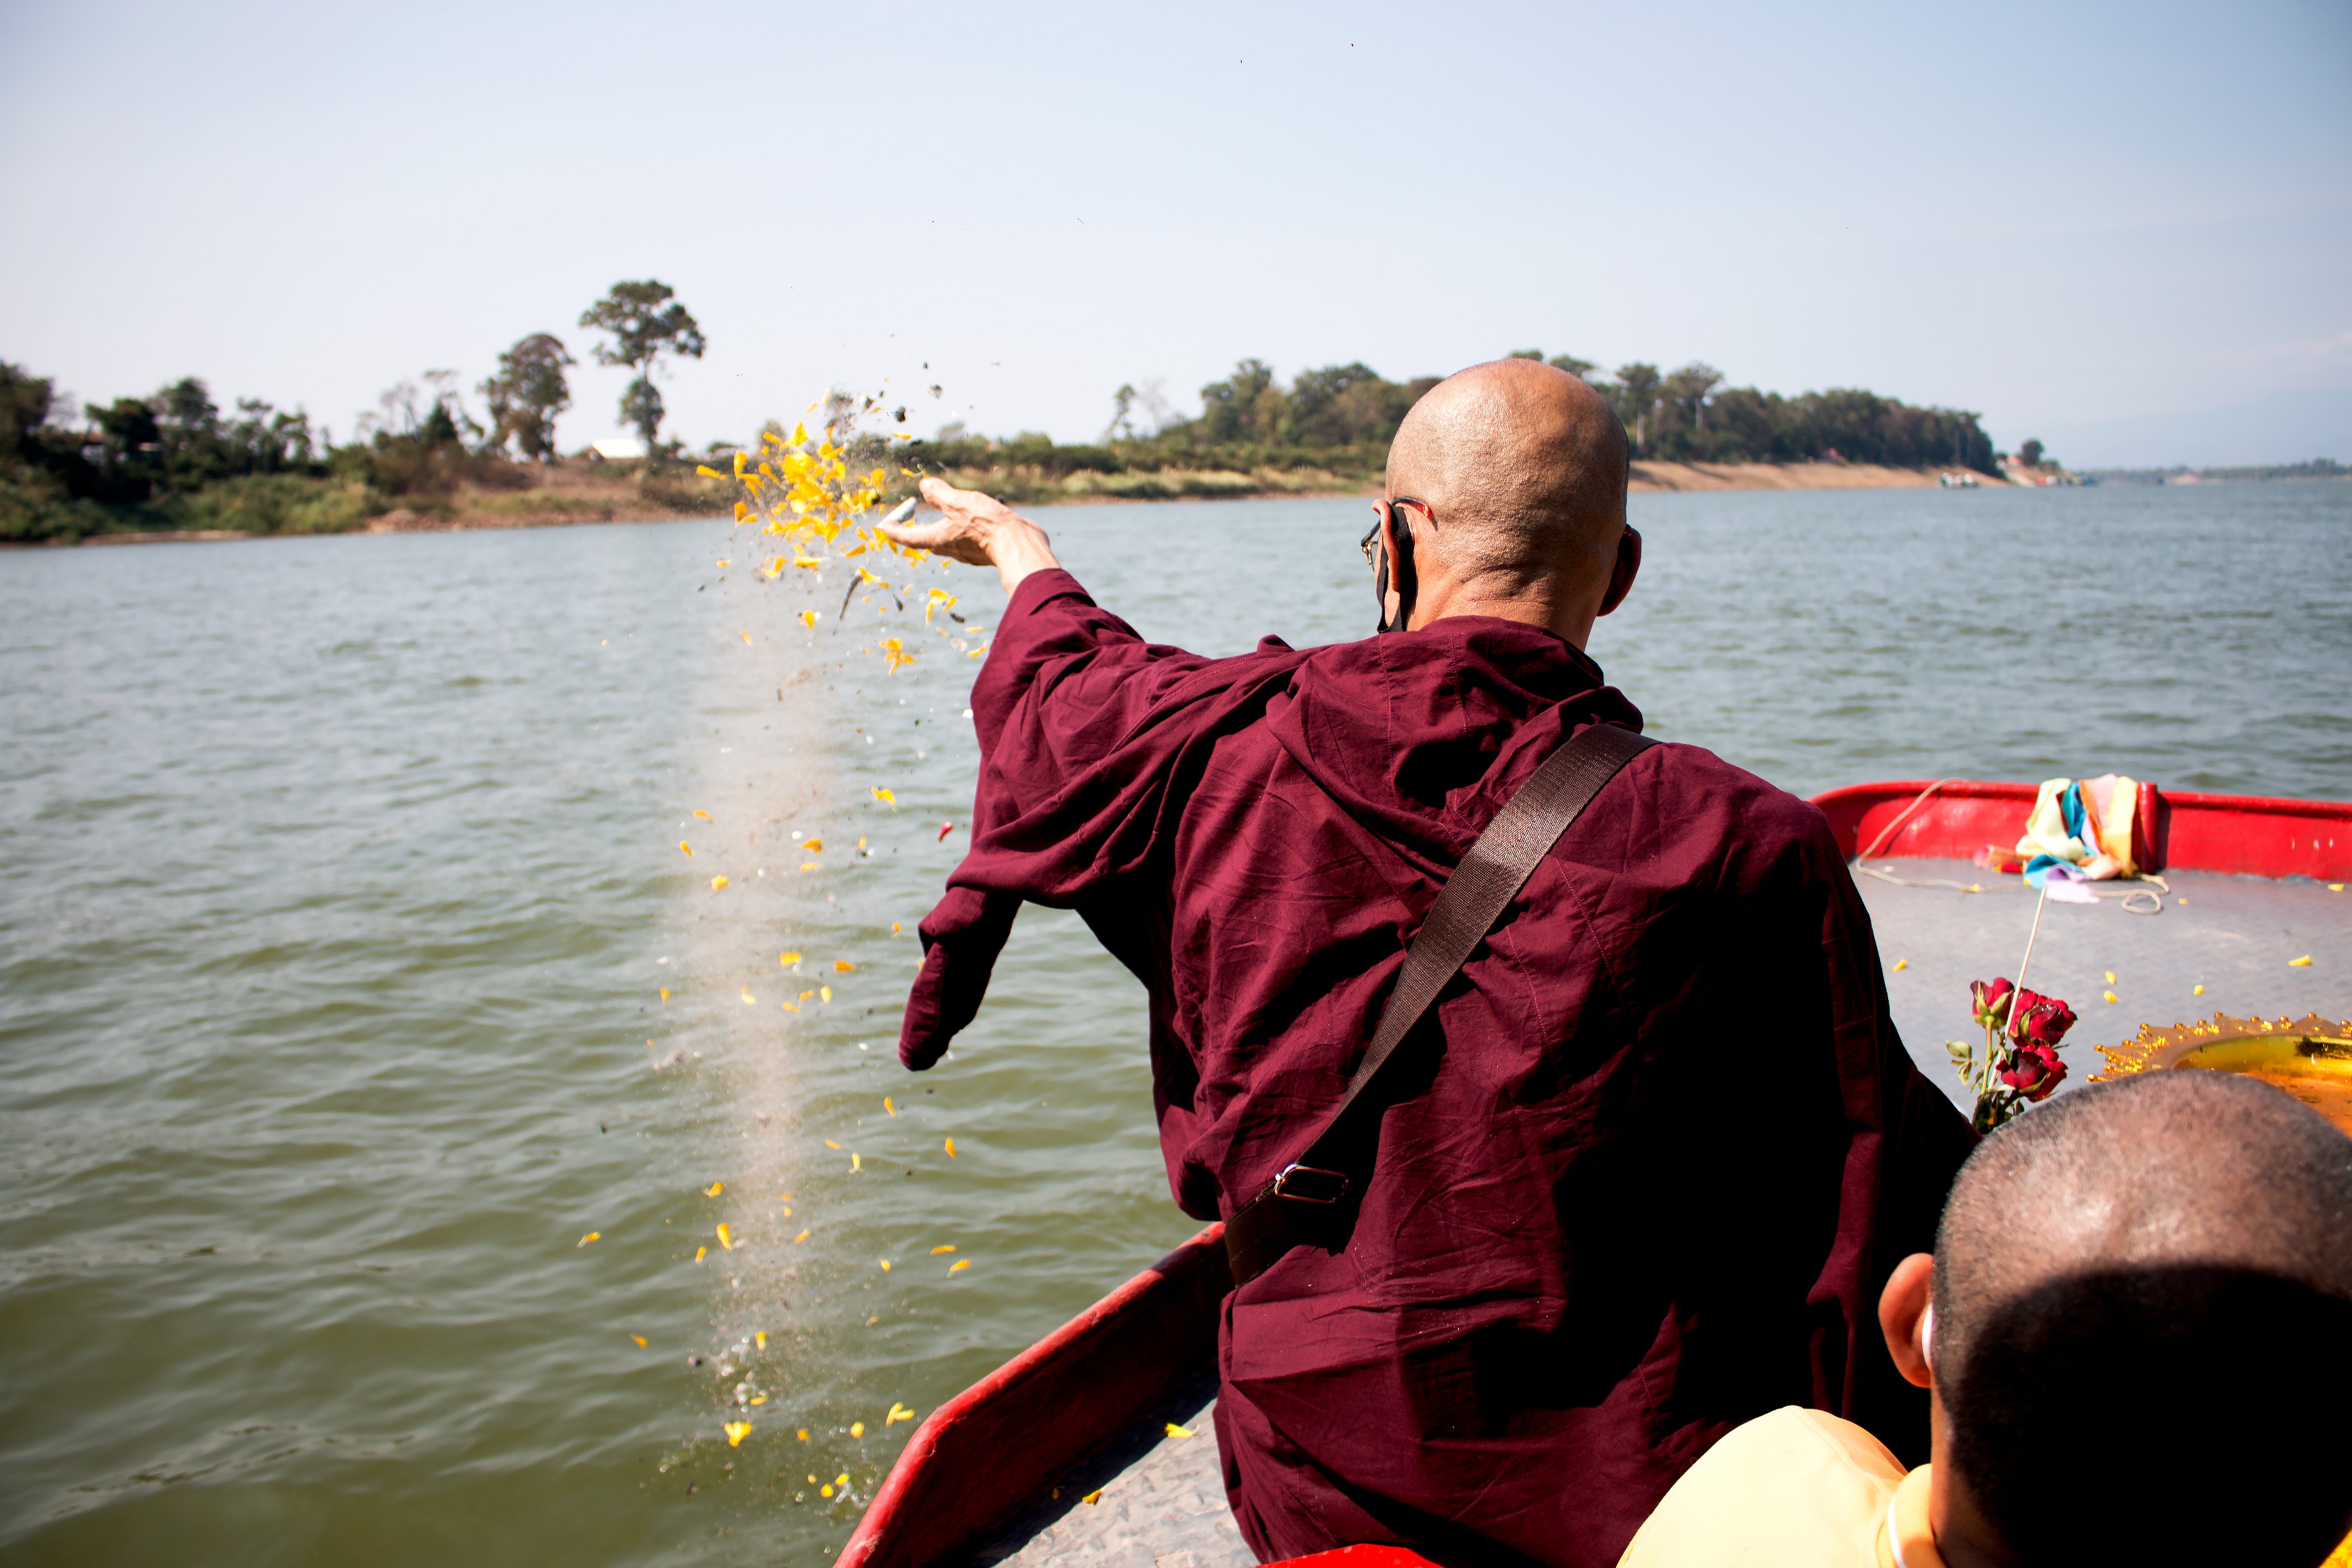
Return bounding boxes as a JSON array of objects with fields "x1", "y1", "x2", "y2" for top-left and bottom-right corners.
[
  {"x1": 2000, "y1": 1041, "x2": 2068, "y2": 1102},
  {"x1": 2012, "y1": 989, "x2": 2077, "y2": 1050},
  {"x1": 1971, "y1": 978, "x2": 2015, "y2": 1030}
]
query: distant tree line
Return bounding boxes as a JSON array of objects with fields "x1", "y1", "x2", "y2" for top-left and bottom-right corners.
[
  {"x1": 2, "y1": 280, "x2": 706, "y2": 540},
  {"x1": 901, "y1": 352, "x2": 1997, "y2": 486}
]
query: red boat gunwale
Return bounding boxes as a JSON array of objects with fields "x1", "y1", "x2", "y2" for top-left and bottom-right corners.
[
  {"x1": 837, "y1": 780, "x2": 2349, "y2": 1568},
  {"x1": 835, "y1": 1224, "x2": 1234, "y2": 1568},
  {"x1": 1811, "y1": 779, "x2": 2352, "y2": 881}
]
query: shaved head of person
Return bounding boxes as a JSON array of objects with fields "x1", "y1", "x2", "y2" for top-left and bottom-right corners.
[
  {"x1": 1894, "y1": 1071, "x2": 2352, "y2": 1565},
  {"x1": 1372, "y1": 358, "x2": 1636, "y2": 646}
]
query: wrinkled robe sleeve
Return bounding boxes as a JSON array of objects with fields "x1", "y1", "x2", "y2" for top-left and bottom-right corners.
[{"x1": 900, "y1": 568, "x2": 1241, "y2": 1069}]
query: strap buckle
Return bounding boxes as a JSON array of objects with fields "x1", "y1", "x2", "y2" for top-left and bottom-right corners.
[{"x1": 1271, "y1": 1163, "x2": 1350, "y2": 1204}]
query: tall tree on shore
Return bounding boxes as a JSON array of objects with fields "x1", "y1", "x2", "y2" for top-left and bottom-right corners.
[
  {"x1": 1612, "y1": 362, "x2": 1662, "y2": 456},
  {"x1": 479, "y1": 334, "x2": 575, "y2": 460},
  {"x1": 578, "y1": 280, "x2": 705, "y2": 447}
]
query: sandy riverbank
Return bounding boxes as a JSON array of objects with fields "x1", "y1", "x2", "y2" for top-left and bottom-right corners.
[
  {"x1": 16, "y1": 460, "x2": 2005, "y2": 546},
  {"x1": 1628, "y1": 460, "x2": 1987, "y2": 493}
]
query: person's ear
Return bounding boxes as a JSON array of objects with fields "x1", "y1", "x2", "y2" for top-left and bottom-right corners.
[
  {"x1": 1879, "y1": 1252, "x2": 1936, "y2": 1390},
  {"x1": 1376, "y1": 502, "x2": 1409, "y2": 631},
  {"x1": 1597, "y1": 524, "x2": 1641, "y2": 617}
]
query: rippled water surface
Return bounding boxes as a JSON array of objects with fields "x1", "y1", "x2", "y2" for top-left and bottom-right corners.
[{"x1": 1, "y1": 481, "x2": 2345, "y2": 1566}]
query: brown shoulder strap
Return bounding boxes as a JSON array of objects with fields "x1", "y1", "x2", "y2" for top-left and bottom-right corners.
[{"x1": 1223, "y1": 721, "x2": 1655, "y2": 1288}]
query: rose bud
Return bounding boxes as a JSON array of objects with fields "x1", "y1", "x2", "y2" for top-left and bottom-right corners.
[
  {"x1": 2000, "y1": 1041, "x2": 2068, "y2": 1102},
  {"x1": 1971, "y1": 978, "x2": 2015, "y2": 1030},
  {"x1": 2012, "y1": 990, "x2": 2078, "y2": 1049}
]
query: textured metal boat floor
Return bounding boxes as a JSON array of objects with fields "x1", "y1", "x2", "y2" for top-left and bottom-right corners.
[
  {"x1": 1860, "y1": 860, "x2": 2349, "y2": 1098},
  {"x1": 965, "y1": 1374, "x2": 1253, "y2": 1568}
]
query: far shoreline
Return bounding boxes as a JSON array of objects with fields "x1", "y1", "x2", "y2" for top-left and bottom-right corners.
[{"x1": 6, "y1": 460, "x2": 2049, "y2": 548}]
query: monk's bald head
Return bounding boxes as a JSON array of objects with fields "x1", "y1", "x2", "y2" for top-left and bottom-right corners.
[
  {"x1": 1386, "y1": 359, "x2": 1629, "y2": 597},
  {"x1": 1935, "y1": 1072, "x2": 2352, "y2": 1562}
]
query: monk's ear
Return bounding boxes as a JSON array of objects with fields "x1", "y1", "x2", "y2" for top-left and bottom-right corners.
[
  {"x1": 1597, "y1": 525, "x2": 1641, "y2": 617},
  {"x1": 1879, "y1": 1252, "x2": 1935, "y2": 1390}
]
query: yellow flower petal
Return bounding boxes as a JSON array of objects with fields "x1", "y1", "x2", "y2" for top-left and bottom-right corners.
[
  {"x1": 741, "y1": 630, "x2": 753, "y2": 644},
  {"x1": 751, "y1": 1394, "x2": 766, "y2": 1405},
  {"x1": 697, "y1": 465, "x2": 723, "y2": 479},
  {"x1": 779, "y1": 951, "x2": 802, "y2": 965},
  {"x1": 578, "y1": 1231, "x2": 600, "y2": 1246},
  {"x1": 741, "y1": 986, "x2": 756, "y2": 1004},
  {"x1": 849, "y1": 1422, "x2": 864, "y2": 1437},
  {"x1": 717, "y1": 1224, "x2": 733, "y2": 1249},
  {"x1": 659, "y1": 987, "x2": 669, "y2": 1003},
  {"x1": 695, "y1": 1246, "x2": 707, "y2": 1262},
  {"x1": 931, "y1": 1244, "x2": 956, "y2": 1254},
  {"x1": 1165, "y1": 1422, "x2": 1194, "y2": 1438},
  {"x1": 712, "y1": 875, "x2": 730, "y2": 891},
  {"x1": 871, "y1": 787, "x2": 897, "y2": 806},
  {"x1": 2105, "y1": 971, "x2": 2116, "y2": 984},
  {"x1": 850, "y1": 1151, "x2": 861, "y2": 1171},
  {"x1": 819, "y1": 1484, "x2": 834, "y2": 1498},
  {"x1": 2291, "y1": 955, "x2": 2313, "y2": 967},
  {"x1": 705, "y1": 1182, "x2": 723, "y2": 1196},
  {"x1": 799, "y1": 610, "x2": 818, "y2": 630},
  {"x1": 725, "y1": 1421, "x2": 751, "y2": 1446},
  {"x1": 692, "y1": 810, "x2": 711, "y2": 820},
  {"x1": 820, "y1": 985, "x2": 832, "y2": 1003},
  {"x1": 804, "y1": 838, "x2": 823, "y2": 853},
  {"x1": 679, "y1": 841, "x2": 693, "y2": 855},
  {"x1": 834, "y1": 960, "x2": 856, "y2": 973},
  {"x1": 884, "y1": 1096, "x2": 896, "y2": 1116},
  {"x1": 878, "y1": 1259, "x2": 891, "y2": 1272},
  {"x1": 2103, "y1": 990, "x2": 2119, "y2": 1003},
  {"x1": 798, "y1": 1430, "x2": 810, "y2": 1442},
  {"x1": 793, "y1": 1229, "x2": 810, "y2": 1243},
  {"x1": 944, "y1": 1137, "x2": 956, "y2": 1159},
  {"x1": 756, "y1": 1330, "x2": 766, "y2": 1349},
  {"x1": 824, "y1": 1139, "x2": 839, "y2": 1149},
  {"x1": 948, "y1": 1257, "x2": 971, "y2": 1273},
  {"x1": 631, "y1": 1334, "x2": 646, "y2": 1347},
  {"x1": 1892, "y1": 959, "x2": 1907, "y2": 971},
  {"x1": 1082, "y1": 1489, "x2": 1102, "y2": 1505}
]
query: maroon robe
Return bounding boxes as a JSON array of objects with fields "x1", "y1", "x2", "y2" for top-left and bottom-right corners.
[{"x1": 900, "y1": 570, "x2": 1969, "y2": 1567}]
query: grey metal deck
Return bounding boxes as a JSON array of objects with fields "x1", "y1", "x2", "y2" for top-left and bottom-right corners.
[
  {"x1": 966, "y1": 1375, "x2": 1253, "y2": 1568},
  {"x1": 1858, "y1": 860, "x2": 2349, "y2": 1097},
  {"x1": 983, "y1": 863, "x2": 2349, "y2": 1564}
]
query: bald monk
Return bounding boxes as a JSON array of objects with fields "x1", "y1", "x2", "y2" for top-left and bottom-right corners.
[
  {"x1": 1619, "y1": 1069, "x2": 2352, "y2": 1567},
  {"x1": 883, "y1": 359, "x2": 1972, "y2": 1567}
]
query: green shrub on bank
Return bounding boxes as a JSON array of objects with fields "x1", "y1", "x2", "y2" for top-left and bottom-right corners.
[
  {"x1": 164, "y1": 474, "x2": 380, "y2": 535},
  {"x1": 0, "y1": 463, "x2": 122, "y2": 542}
]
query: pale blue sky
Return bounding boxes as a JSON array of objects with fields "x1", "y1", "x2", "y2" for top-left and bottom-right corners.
[{"x1": 3, "y1": 0, "x2": 2346, "y2": 466}]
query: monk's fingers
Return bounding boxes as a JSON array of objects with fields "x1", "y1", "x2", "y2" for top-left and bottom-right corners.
[
  {"x1": 919, "y1": 475, "x2": 1002, "y2": 516},
  {"x1": 879, "y1": 517, "x2": 993, "y2": 565}
]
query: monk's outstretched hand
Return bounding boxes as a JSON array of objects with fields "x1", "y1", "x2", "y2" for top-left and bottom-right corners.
[{"x1": 881, "y1": 477, "x2": 1062, "y2": 597}]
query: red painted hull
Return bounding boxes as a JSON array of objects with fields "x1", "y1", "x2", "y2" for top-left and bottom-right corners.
[
  {"x1": 837, "y1": 781, "x2": 2347, "y2": 1568},
  {"x1": 836, "y1": 1225, "x2": 1234, "y2": 1568},
  {"x1": 1810, "y1": 780, "x2": 2352, "y2": 881}
]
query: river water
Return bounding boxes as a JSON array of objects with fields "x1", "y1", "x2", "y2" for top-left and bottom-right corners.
[{"x1": 1, "y1": 481, "x2": 2346, "y2": 1566}]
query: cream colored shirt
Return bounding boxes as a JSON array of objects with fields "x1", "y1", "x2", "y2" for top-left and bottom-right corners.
[{"x1": 1616, "y1": 1406, "x2": 1942, "y2": 1568}]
